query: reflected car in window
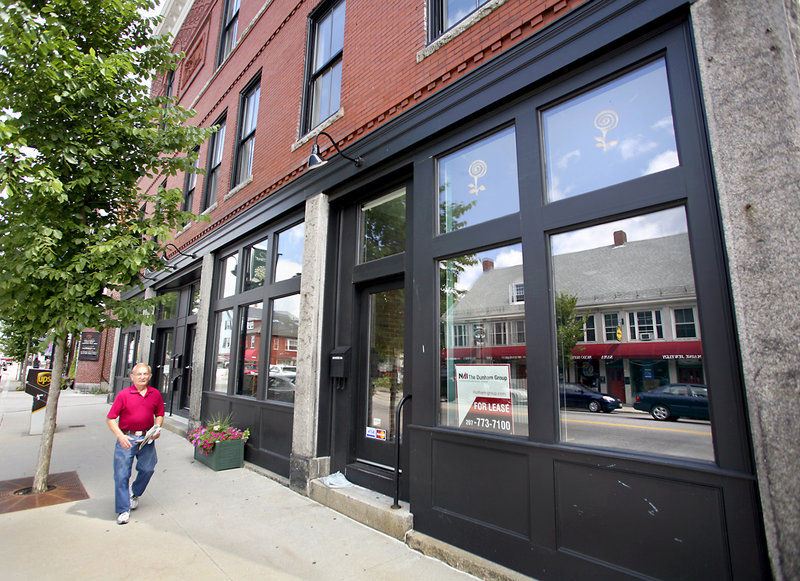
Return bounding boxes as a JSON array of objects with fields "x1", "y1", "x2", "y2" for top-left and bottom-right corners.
[
  {"x1": 633, "y1": 383, "x2": 709, "y2": 421},
  {"x1": 559, "y1": 382, "x2": 621, "y2": 413},
  {"x1": 267, "y1": 374, "x2": 295, "y2": 403}
]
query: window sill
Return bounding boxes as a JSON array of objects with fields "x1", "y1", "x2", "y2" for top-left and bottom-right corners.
[
  {"x1": 225, "y1": 176, "x2": 253, "y2": 201},
  {"x1": 291, "y1": 107, "x2": 345, "y2": 152},
  {"x1": 417, "y1": 0, "x2": 509, "y2": 63},
  {"x1": 201, "y1": 202, "x2": 217, "y2": 215}
]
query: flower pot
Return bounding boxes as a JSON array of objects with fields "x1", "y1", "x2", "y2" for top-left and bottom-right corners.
[{"x1": 194, "y1": 438, "x2": 245, "y2": 471}]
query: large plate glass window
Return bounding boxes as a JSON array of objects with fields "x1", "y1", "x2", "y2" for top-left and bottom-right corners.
[
  {"x1": 360, "y1": 187, "x2": 406, "y2": 263},
  {"x1": 440, "y1": 243, "x2": 528, "y2": 437},
  {"x1": 236, "y1": 302, "x2": 263, "y2": 397},
  {"x1": 438, "y1": 126, "x2": 519, "y2": 234},
  {"x1": 551, "y1": 207, "x2": 712, "y2": 461},
  {"x1": 267, "y1": 295, "x2": 300, "y2": 402},
  {"x1": 219, "y1": 253, "x2": 238, "y2": 298},
  {"x1": 542, "y1": 58, "x2": 679, "y2": 202},
  {"x1": 213, "y1": 309, "x2": 234, "y2": 392}
]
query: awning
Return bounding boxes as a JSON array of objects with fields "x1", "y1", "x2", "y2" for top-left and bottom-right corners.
[{"x1": 571, "y1": 341, "x2": 702, "y2": 360}]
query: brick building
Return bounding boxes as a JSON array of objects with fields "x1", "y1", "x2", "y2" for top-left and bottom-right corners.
[{"x1": 111, "y1": 0, "x2": 800, "y2": 578}]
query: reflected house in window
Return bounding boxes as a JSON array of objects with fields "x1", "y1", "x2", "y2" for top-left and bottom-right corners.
[
  {"x1": 554, "y1": 227, "x2": 702, "y2": 403},
  {"x1": 446, "y1": 231, "x2": 702, "y2": 405},
  {"x1": 270, "y1": 309, "x2": 299, "y2": 368}
]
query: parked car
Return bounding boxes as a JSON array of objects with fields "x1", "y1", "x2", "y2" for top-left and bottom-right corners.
[
  {"x1": 633, "y1": 383, "x2": 709, "y2": 421},
  {"x1": 559, "y1": 382, "x2": 621, "y2": 413}
]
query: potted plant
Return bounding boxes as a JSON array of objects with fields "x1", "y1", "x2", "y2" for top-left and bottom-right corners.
[{"x1": 188, "y1": 414, "x2": 250, "y2": 471}]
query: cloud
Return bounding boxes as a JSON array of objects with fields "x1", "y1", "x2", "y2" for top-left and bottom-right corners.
[
  {"x1": 557, "y1": 149, "x2": 581, "y2": 170},
  {"x1": 619, "y1": 136, "x2": 658, "y2": 160},
  {"x1": 643, "y1": 150, "x2": 679, "y2": 176}
]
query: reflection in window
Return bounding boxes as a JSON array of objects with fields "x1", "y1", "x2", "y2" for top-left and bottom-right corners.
[
  {"x1": 543, "y1": 58, "x2": 679, "y2": 202},
  {"x1": 220, "y1": 254, "x2": 238, "y2": 298},
  {"x1": 551, "y1": 207, "x2": 712, "y2": 461},
  {"x1": 360, "y1": 187, "x2": 406, "y2": 262},
  {"x1": 213, "y1": 309, "x2": 233, "y2": 392},
  {"x1": 438, "y1": 126, "x2": 519, "y2": 234},
  {"x1": 159, "y1": 292, "x2": 178, "y2": 320},
  {"x1": 188, "y1": 285, "x2": 200, "y2": 316},
  {"x1": 440, "y1": 243, "x2": 528, "y2": 436},
  {"x1": 244, "y1": 237, "x2": 269, "y2": 291},
  {"x1": 275, "y1": 222, "x2": 304, "y2": 282},
  {"x1": 365, "y1": 288, "x2": 405, "y2": 442},
  {"x1": 267, "y1": 295, "x2": 300, "y2": 403},
  {"x1": 236, "y1": 302, "x2": 262, "y2": 397}
]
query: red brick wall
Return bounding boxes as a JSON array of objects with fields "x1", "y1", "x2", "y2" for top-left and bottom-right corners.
[{"x1": 144, "y1": 0, "x2": 587, "y2": 255}]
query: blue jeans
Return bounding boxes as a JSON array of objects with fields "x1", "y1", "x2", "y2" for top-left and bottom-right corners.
[{"x1": 113, "y1": 438, "x2": 158, "y2": 514}]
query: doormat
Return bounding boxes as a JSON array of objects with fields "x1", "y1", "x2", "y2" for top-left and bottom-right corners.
[{"x1": 0, "y1": 471, "x2": 89, "y2": 514}]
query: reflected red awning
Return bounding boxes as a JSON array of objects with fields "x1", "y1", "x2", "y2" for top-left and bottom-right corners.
[{"x1": 571, "y1": 341, "x2": 702, "y2": 360}]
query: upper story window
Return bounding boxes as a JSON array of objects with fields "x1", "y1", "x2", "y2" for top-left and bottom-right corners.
[
  {"x1": 182, "y1": 146, "x2": 199, "y2": 214},
  {"x1": 604, "y1": 313, "x2": 621, "y2": 341},
  {"x1": 233, "y1": 77, "x2": 260, "y2": 187},
  {"x1": 304, "y1": 0, "x2": 345, "y2": 132},
  {"x1": 629, "y1": 310, "x2": 663, "y2": 341},
  {"x1": 203, "y1": 115, "x2": 226, "y2": 210},
  {"x1": 674, "y1": 307, "x2": 697, "y2": 338},
  {"x1": 510, "y1": 282, "x2": 524, "y2": 303},
  {"x1": 218, "y1": 0, "x2": 240, "y2": 65},
  {"x1": 429, "y1": 0, "x2": 490, "y2": 38}
]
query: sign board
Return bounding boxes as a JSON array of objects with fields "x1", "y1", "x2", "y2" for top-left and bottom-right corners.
[
  {"x1": 25, "y1": 368, "x2": 52, "y2": 412},
  {"x1": 79, "y1": 331, "x2": 102, "y2": 361},
  {"x1": 454, "y1": 364, "x2": 513, "y2": 435}
]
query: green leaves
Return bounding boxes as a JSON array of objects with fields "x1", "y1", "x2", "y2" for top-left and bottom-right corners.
[{"x1": 0, "y1": 0, "x2": 214, "y2": 339}]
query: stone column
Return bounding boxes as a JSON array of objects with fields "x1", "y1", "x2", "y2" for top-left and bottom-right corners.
[
  {"x1": 692, "y1": 1, "x2": 800, "y2": 578},
  {"x1": 290, "y1": 192, "x2": 331, "y2": 493},
  {"x1": 188, "y1": 253, "x2": 215, "y2": 431}
]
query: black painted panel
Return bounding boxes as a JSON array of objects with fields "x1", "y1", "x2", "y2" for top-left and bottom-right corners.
[
  {"x1": 555, "y1": 461, "x2": 730, "y2": 580},
  {"x1": 432, "y1": 439, "x2": 530, "y2": 538}
]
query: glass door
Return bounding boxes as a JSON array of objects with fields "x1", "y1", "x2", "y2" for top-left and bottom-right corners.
[{"x1": 355, "y1": 284, "x2": 405, "y2": 468}]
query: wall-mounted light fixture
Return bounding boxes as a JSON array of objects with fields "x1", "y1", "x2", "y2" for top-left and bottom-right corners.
[
  {"x1": 307, "y1": 131, "x2": 363, "y2": 171},
  {"x1": 162, "y1": 242, "x2": 196, "y2": 260}
]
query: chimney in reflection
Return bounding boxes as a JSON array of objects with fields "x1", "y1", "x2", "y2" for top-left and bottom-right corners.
[
  {"x1": 613, "y1": 230, "x2": 628, "y2": 247},
  {"x1": 482, "y1": 258, "x2": 495, "y2": 271}
]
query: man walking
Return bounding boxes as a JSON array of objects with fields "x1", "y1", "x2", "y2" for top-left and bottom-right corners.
[{"x1": 106, "y1": 363, "x2": 164, "y2": 525}]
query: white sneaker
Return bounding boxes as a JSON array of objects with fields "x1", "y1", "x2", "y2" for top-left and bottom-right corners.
[
  {"x1": 130, "y1": 495, "x2": 139, "y2": 510},
  {"x1": 117, "y1": 511, "x2": 130, "y2": 525}
]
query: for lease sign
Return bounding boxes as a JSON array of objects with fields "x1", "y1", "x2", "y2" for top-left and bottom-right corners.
[{"x1": 455, "y1": 364, "x2": 513, "y2": 435}]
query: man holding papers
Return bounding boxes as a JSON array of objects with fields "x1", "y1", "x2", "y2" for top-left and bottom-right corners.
[{"x1": 106, "y1": 363, "x2": 164, "y2": 525}]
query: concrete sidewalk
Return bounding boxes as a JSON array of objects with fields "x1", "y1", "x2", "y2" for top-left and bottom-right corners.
[{"x1": 0, "y1": 380, "x2": 481, "y2": 581}]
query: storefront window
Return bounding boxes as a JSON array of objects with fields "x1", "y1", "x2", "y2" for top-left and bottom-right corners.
[
  {"x1": 542, "y1": 58, "x2": 678, "y2": 202},
  {"x1": 244, "y1": 237, "x2": 269, "y2": 291},
  {"x1": 220, "y1": 254, "x2": 238, "y2": 298},
  {"x1": 213, "y1": 309, "x2": 233, "y2": 392},
  {"x1": 360, "y1": 187, "x2": 406, "y2": 262},
  {"x1": 439, "y1": 243, "x2": 528, "y2": 437},
  {"x1": 438, "y1": 126, "x2": 519, "y2": 234},
  {"x1": 267, "y1": 295, "x2": 299, "y2": 403},
  {"x1": 274, "y1": 222, "x2": 304, "y2": 282},
  {"x1": 550, "y1": 207, "x2": 712, "y2": 461},
  {"x1": 236, "y1": 302, "x2": 262, "y2": 397}
]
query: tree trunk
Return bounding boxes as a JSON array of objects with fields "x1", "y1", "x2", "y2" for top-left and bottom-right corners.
[{"x1": 31, "y1": 336, "x2": 66, "y2": 494}]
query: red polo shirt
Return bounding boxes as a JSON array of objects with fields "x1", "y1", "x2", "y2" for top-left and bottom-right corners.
[{"x1": 107, "y1": 386, "x2": 165, "y2": 432}]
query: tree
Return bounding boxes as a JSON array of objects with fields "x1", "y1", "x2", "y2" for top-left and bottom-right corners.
[
  {"x1": 0, "y1": 0, "x2": 216, "y2": 493},
  {"x1": 555, "y1": 292, "x2": 584, "y2": 383}
]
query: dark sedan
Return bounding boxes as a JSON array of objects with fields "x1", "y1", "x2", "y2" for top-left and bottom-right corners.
[
  {"x1": 559, "y1": 382, "x2": 622, "y2": 413},
  {"x1": 633, "y1": 383, "x2": 709, "y2": 421}
]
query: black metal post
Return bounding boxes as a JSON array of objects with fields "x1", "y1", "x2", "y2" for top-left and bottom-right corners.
[{"x1": 391, "y1": 393, "x2": 412, "y2": 509}]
